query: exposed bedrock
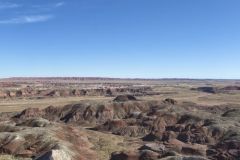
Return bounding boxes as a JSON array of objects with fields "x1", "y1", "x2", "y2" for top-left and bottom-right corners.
[{"x1": 0, "y1": 97, "x2": 239, "y2": 159}]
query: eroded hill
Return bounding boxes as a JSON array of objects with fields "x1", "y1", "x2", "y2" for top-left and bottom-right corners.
[{"x1": 0, "y1": 96, "x2": 239, "y2": 160}]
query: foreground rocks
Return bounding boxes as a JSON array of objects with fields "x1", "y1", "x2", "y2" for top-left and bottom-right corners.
[
  {"x1": 0, "y1": 97, "x2": 239, "y2": 159},
  {"x1": 37, "y1": 149, "x2": 71, "y2": 160}
]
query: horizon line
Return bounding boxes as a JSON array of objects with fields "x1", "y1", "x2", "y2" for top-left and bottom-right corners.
[{"x1": 1, "y1": 76, "x2": 240, "y2": 81}]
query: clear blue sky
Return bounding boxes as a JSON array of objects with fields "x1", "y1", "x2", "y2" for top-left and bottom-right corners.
[{"x1": 0, "y1": 0, "x2": 240, "y2": 79}]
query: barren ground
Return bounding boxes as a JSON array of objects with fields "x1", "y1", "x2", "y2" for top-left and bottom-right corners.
[{"x1": 0, "y1": 78, "x2": 239, "y2": 160}]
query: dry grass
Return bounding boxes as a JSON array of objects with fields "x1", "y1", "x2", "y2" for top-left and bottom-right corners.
[
  {"x1": 1, "y1": 90, "x2": 240, "y2": 113},
  {"x1": 86, "y1": 129, "x2": 143, "y2": 160},
  {"x1": 145, "y1": 85, "x2": 240, "y2": 106},
  {"x1": 0, "y1": 96, "x2": 111, "y2": 112},
  {"x1": 0, "y1": 155, "x2": 15, "y2": 160},
  {"x1": 0, "y1": 155, "x2": 31, "y2": 160},
  {"x1": 1, "y1": 81, "x2": 240, "y2": 113}
]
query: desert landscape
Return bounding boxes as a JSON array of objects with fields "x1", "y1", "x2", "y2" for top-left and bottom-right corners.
[
  {"x1": 0, "y1": 77, "x2": 239, "y2": 160},
  {"x1": 1, "y1": 0, "x2": 239, "y2": 159}
]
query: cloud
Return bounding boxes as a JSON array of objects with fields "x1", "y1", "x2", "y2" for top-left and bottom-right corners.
[
  {"x1": 55, "y1": 2, "x2": 65, "y2": 7},
  {"x1": 0, "y1": 2, "x2": 20, "y2": 9},
  {"x1": 0, "y1": 1, "x2": 64, "y2": 24},
  {"x1": 0, "y1": 15, "x2": 54, "y2": 24}
]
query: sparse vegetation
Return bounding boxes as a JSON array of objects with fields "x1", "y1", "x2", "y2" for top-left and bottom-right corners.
[{"x1": 0, "y1": 78, "x2": 239, "y2": 159}]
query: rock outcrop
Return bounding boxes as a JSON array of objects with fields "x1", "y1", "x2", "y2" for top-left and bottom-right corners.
[
  {"x1": 0, "y1": 98, "x2": 239, "y2": 159},
  {"x1": 113, "y1": 95, "x2": 137, "y2": 102}
]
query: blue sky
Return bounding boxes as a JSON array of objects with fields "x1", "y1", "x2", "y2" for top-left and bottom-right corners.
[{"x1": 0, "y1": 0, "x2": 240, "y2": 79}]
